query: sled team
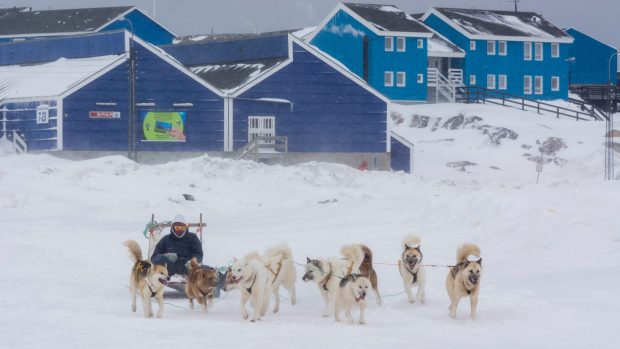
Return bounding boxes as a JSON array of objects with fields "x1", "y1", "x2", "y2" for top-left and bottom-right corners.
[{"x1": 124, "y1": 215, "x2": 482, "y2": 324}]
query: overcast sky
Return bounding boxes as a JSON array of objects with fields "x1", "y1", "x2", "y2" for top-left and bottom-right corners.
[{"x1": 4, "y1": 0, "x2": 620, "y2": 50}]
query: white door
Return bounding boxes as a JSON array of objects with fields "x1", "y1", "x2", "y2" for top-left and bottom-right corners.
[{"x1": 248, "y1": 116, "x2": 275, "y2": 144}]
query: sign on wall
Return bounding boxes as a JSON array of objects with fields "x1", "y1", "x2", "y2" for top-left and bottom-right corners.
[
  {"x1": 141, "y1": 111, "x2": 186, "y2": 142},
  {"x1": 90, "y1": 111, "x2": 121, "y2": 119}
]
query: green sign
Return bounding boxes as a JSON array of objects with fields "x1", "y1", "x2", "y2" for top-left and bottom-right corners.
[{"x1": 141, "y1": 111, "x2": 186, "y2": 142}]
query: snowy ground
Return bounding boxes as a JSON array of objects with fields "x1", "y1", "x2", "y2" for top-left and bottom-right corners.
[{"x1": 1, "y1": 103, "x2": 619, "y2": 348}]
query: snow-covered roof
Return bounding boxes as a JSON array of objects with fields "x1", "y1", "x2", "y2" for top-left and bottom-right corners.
[
  {"x1": 173, "y1": 30, "x2": 296, "y2": 45},
  {"x1": 189, "y1": 58, "x2": 288, "y2": 92},
  {"x1": 0, "y1": 6, "x2": 133, "y2": 36},
  {"x1": 428, "y1": 33, "x2": 465, "y2": 57},
  {"x1": 423, "y1": 8, "x2": 573, "y2": 43},
  {"x1": 343, "y1": 3, "x2": 431, "y2": 34},
  {"x1": 0, "y1": 55, "x2": 125, "y2": 101}
]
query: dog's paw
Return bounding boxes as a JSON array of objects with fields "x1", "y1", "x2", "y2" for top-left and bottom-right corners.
[
  {"x1": 359, "y1": 320, "x2": 365, "y2": 325},
  {"x1": 408, "y1": 298, "x2": 416, "y2": 304},
  {"x1": 131, "y1": 305, "x2": 136, "y2": 312},
  {"x1": 449, "y1": 312, "x2": 456, "y2": 319},
  {"x1": 273, "y1": 307, "x2": 279, "y2": 314},
  {"x1": 322, "y1": 313, "x2": 330, "y2": 318},
  {"x1": 242, "y1": 313, "x2": 249, "y2": 320}
]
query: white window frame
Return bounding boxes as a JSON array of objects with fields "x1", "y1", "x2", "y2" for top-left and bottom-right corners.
[
  {"x1": 385, "y1": 37, "x2": 394, "y2": 52},
  {"x1": 396, "y1": 37, "x2": 406, "y2": 52},
  {"x1": 524, "y1": 75, "x2": 532, "y2": 94},
  {"x1": 384, "y1": 71, "x2": 394, "y2": 87},
  {"x1": 417, "y1": 38, "x2": 423, "y2": 49},
  {"x1": 417, "y1": 73, "x2": 424, "y2": 84},
  {"x1": 470, "y1": 41, "x2": 476, "y2": 51},
  {"x1": 535, "y1": 76, "x2": 543, "y2": 95},
  {"x1": 487, "y1": 41, "x2": 496, "y2": 55},
  {"x1": 470, "y1": 75, "x2": 476, "y2": 85},
  {"x1": 551, "y1": 43, "x2": 559, "y2": 58},
  {"x1": 498, "y1": 75, "x2": 507, "y2": 90},
  {"x1": 248, "y1": 116, "x2": 275, "y2": 143},
  {"x1": 36, "y1": 104, "x2": 50, "y2": 124},
  {"x1": 396, "y1": 72, "x2": 406, "y2": 87},
  {"x1": 535, "y1": 42, "x2": 543, "y2": 61},
  {"x1": 524, "y1": 42, "x2": 532, "y2": 61},
  {"x1": 487, "y1": 74, "x2": 496, "y2": 90},
  {"x1": 551, "y1": 76, "x2": 560, "y2": 91},
  {"x1": 498, "y1": 41, "x2": 507, "y2": 56}
]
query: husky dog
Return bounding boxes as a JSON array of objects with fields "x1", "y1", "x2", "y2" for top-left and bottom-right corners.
[
  {"x1": 336, "y1": 274, "x2": 371, "y2": 325},
  {"x1": 446, "y1": 244, "x2": 482, "y2": 319},
  {"x1": 124, "y1": 240, "x2": 169, "y2": 318},
  {"x1": 225, "y1": 257, "x2": 272, "y2": 322},
  {"x1": 302, "y1": 256, "x2": 349, "y2": 317},
  {"x1": 185, "y1": 258, "x2": 218, "y2": 313},
  {"x1": 341, "y1": 244, "x2": 382, "y2": 305},
  {"x1": 262, "y1": 244, "x2": 297, "y2": 313},
  {"x1": 398, "y1": 235, "x2": 426, "y2": 304}
]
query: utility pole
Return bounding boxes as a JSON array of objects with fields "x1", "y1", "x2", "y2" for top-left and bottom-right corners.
[
  {"x1": 605, "y1": 52, "x2": 618, "y2": 180},
  {"x1": 123, "y1": 18, "x2": 137, "y2": 161},
  {"x1": 507, "y1": 0, "x2": 520, "y2": 12}
]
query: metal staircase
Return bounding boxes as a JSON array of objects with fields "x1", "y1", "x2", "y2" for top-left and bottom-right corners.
[
  {"x1": 232, "y1": 136, "x2": 288, "y2": 162},
  {"x1": 427, "y1": 68, "x2": 464, "y2": 103}
]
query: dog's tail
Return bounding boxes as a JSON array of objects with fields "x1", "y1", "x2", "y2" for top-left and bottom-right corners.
[
  {"x1": 124, "y1": 240, "x2": 143, "y2": 263},
  {"x1": 456, "y1": 244, "x2": 481, "y2": 263},
  {"x1": 340, "y1": 244, "x2": 365, "y2": 273},
  {"x1": 265, "y1": 243, "x2": 294, "y2": 261},
  {"x1": 188, "y1": 257, "x2": 200, "y2": 272},
  {"x1": 402, "y1": 235, "x2": 421, "y2": 250},
  {"x1": 244, "y1": 250, "x2": 262, "y2": 262}
]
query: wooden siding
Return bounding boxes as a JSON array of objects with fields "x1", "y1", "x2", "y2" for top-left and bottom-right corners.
[
  {"x1": 2, "y1": 100, "x2": 58, "y2": 151},
  {"x1": 390, "y1": 136, "x2": 411, "y2": 173},
  {"x1": 311, "y1": 9, "x2": 427, "y2": 101},
  {"x1": 566, "y1": 28, "x2": 617, "y2": 85},
  {"x1": 100, "y1": 9, "x2": 175, "y2": 46},
  {"x1": 425, "y1": 13, "x2": 570, "y2": 100},
  {"x1": 234, "y1": 42, "x2": 387, "y2": 153}
]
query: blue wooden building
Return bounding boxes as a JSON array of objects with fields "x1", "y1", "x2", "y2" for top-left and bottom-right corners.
[
  {"x1": 163, "y1": 33, "x2": 396, "y2": 170},
  {"x1": 0, "y1": 31, "x2": 223, "y2": 155},
  {"x1": 421, "y1": 7, "x2": 574, "y2": 100},
  {"x1": 565, "y1": 28, "x2": 618, "y2": 86},
  {"x1": 0, "y1": 6, "x2": 175, "y2": 45},
  {"x1": 307, "y1": 3, "x2": 433, "y2": 102}
]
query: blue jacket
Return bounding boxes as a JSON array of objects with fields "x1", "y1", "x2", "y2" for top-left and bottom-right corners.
[{"x1": 152, "y1": 230, "x2": 203, "y2": 264}]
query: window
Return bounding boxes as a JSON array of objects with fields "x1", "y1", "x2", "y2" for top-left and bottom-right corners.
[
  {"x1": 487, "y1": 74, "x2": 496, "y2": 89},
  {"x1": 498, "y1": 41, "x2": 507, "y2": 56},
  {"x1": 396, "y1": 72, "x2": 406, "y2": 87},
  {"x1": 535, "y1": 42, "x2": 543, "y2": 61},
  {"x1": 498, "y1": 75, "x2": 507, "y2": 90},
  {"x1": 551, "y1": 43, "x2": 559, "y2": 58},
  {"x1": 524, "y1": 42, "x2": 532, "y2": 60},
  {"x1": 417, "y1": 39, "x2": 423, "y2": 49},
  {"x1": 470, "y1": 41, "x2": 476, "y2": 51},
  {"x1": 248, "y1": 116, "x2": 275, "y2": 143},
  {"x1": 384, "y1": 71, "x2": 394, "y2": 87},
  {"x1": 397, "y1": 37, "x2": 406, "y2": 52},
  {"x1": 487, "y1": 41, "x2": 496, "y2": 55},
  {"x1": 524, "y1": 76, "x2": 532, "y2": 94},
  {"x1": 470, "y1": 75, "x2": 476, "y2": 85},
  {"x1": 417, "y1": 73, "x2": 424, "y2": 84},
  {"x1": 551, "y1": 76, "x2": 560, "y2": 91},
  {"x1": 535, "y1": 76, "x2": 543, "y2": 94},
  {"x1": 36, "y1": 104, "x2": 50, "y2": 124},
  {"x1": 385, "y1": 37, "x2": 394, "y2": 52}
]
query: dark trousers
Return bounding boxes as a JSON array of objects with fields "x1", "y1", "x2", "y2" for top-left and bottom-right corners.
[{"x1": 151, "y1": 254, "x2": 188, "y2": 276}]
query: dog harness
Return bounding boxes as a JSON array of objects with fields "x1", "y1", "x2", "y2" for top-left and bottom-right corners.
[
  {"x1": 245, "y1": 274, "x2": 258, "y2": 294},
  {"x1": 146, "y1": 279, "x2": 164, "y2": 298},
  {"x1": 267, "y1": 256, "x2": 285, "y2": 284},
  {"x1": 320, "y1": 270, "x2": 332, "y2": 291},
  {"x1": 450, "y1": 262, "x2": 475, "y2": 295},
  {"x1": 401, "y1": 252, "x2": 422, "y2": 285}
]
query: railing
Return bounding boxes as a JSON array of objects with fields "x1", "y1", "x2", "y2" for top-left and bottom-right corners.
[
  {"x1": 427, "y1": 68, "x2": 439, "y2": 86},
  {"x1": 11, "y1": 130, "x2": 27, "y2": 154},
  {"x1": 448, "y1": 69, "x2": 464, "y2": 86},
  {"x1": 567, "y1": 98, "x2": 607, "y2": 121},
  {"x1": 233, "y1": 136, "x2": 288, "y2": 161},
  {"x1": 462, "y1": 86, "x2": 599, "y2": 121}
]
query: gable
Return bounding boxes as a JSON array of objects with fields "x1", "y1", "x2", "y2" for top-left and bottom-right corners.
[{"x1": 100, "y1": 8, "x2": 176, "y2": 46}]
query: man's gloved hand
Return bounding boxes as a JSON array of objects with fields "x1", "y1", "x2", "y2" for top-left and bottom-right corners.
[{"x1": 163, "y1": 253, "x2": 178, "y2": 262}]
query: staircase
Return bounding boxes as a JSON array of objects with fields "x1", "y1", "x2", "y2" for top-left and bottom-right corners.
[
  {"x1": 427, "y1": 68, "x2": 464, "y2": 103},
  {"x1": 233, "y1": 136, "x2": 288, "y2": 162},
  {"x1": 10, "y1": 130, "x2": 27, "y2": 154}
]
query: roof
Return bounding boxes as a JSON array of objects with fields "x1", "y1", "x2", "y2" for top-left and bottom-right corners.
[
  {"x1": 188, "y1": 58, "x2": 287, "y2": 92},
  {"x1": 425, "y1": 8, "x2": 573, "y2": 42},
  {"x1": 342, "y1": 3, "x2": 431, "y2": 34},
  {"x1": 0, "y1": 55, "x2": 125, "y2": 101},
  {"x1": 428, "y1": 33, "x2": 465, "y2": 57},
  {"x1": 0, "y1": 6, "x2": 133, "y2": 36},
  {"x1": 173, "y1": 30, "x2": 296, "y2": 45}
]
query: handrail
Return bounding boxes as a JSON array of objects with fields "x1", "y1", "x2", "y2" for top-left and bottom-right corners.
[
  {"x1": 463, "y1": 86, "x2": 597, "y2": 121},
  {"x1": 233, "y1": 136, "x2": 288, "y2": 160},
  {"x1": 12, "y1": 130, "x2": 27, "y2": 154},
  {"x1": 567, "y1": 97, "x2": 607, "y2": 121}
]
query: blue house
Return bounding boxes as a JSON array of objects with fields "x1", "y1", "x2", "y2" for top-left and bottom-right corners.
[
  {"x1": 565, "y1": 28, "x2": 618, "y2": 86},
  {"x1": 0, "y1": 6, "x2": 176, "y2": 45},
  {"x1": 307, "y1": 3, "x2": 433, "y2": 102},
  {"x1": 0, "y1": 31, "x2": 224, "y2": 156},
  {"x1": 422, "y1": 8, "x2": 574, "y2": 100},
  {"x1": 164, "y1": 32, "x2": 396, "y2": 170}
]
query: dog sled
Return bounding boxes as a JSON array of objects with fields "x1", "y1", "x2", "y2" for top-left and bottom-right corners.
[{"x1": 142, "y1": 213, "x2": 206, "y2": 293}]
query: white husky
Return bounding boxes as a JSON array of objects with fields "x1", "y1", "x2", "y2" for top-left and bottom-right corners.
[
  {"x1": 226, "y1": 258, "x2": 272, "y2": 322},
  {"x1": 262, "y1": 244, "x2": 297, "y2": 313}
]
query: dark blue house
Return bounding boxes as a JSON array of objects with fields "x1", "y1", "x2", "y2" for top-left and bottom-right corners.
[
  {"x1": 0, "y1": 31, "x2": 223, "y2": 156},
  {"x1": 565, "y1": 28, "x2": 618, "y2": 86},
  {"x1": 422, "y1": 7, "x2": 574, "y2": 100},
  {"x1": 0, "y1": 6, "x2": 176, "y2": 45},
  {"x1": 164, "y1": 32, "x2": 397, "y2": 170}
]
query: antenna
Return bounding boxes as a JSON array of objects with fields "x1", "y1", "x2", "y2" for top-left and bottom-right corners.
[{"x1": 506, "y1": 0, "x2": 520, "y2": 12}]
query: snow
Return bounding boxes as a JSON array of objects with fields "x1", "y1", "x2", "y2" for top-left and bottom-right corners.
[
  {"x1": 427, "y1": 34, "x2": 463, "y2": 55},
  {"x1": 255, "y1": 98, "x2": 291, "y2": 104},
  {"x1": 292, "y1": 26, "x2": 316, "y2": 40},
  {"x1": 1, "y1": 103, "x2": 619, "y2": 348},
  {"x1": 378, "y1": 5, "x2": 401, "y2": 13},
  {"x1": 448, "y1": 9, "x2": 565, "y2": 39},
  {"x1": 0, "y1": 55, "x2": 124, "y2": 101}
]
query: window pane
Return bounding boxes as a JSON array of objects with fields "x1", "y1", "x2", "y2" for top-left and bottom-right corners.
[
  {"x1": 524, "y1": 42, "x2": 532, "y2": 60},
  {"x1": 385, "y1": 37, "x2": 393, "y2": 51},
  {"x1": 385, "y1": 72, "x2": 393, "y2": 86}
]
